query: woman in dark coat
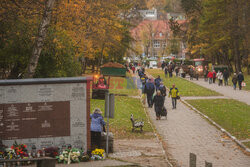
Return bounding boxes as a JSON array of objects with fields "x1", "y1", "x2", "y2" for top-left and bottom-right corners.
[{"x1": 152, "y1": 91, "x2": 165, "y2": 120}]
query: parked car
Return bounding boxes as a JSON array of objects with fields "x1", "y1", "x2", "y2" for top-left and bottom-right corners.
[{"x1": 149, "y1": 61, "x2": 157, "y2": 69}]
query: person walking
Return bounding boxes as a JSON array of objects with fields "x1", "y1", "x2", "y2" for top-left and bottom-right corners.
[
  {"x1": 159, "y1": 82, "x2": 167, "y2": 101},
  {"x1": 212, "y1": 70, "x2": 217, "y2": 83},
  {"x1": 232, "y1": 73, "x2": 238, "y2": 90},
  {"x1": 144, "y1": 78, "x2": 155, "y2": 108},
  {"x1": 90, "y1": 108, "x2": 106, "y2": 150},
  {"x1": 237, "y1": 72, "x2": 244, "y2": 90},
  {"x1": 175, "y1": 67, "x2": 179, "y2": 77},
  {"x1": 204, "y1": 66, "x2": 208, "y2": 82},
  {"x1": 140, "y1": 74, "x2": 147, "y2": 94},
  {"x1": 217, "y1": 71, "x2": 223, "y2": 86},
  {"x1": 168, "y1": 64, "x2": 173, "y2": 77},
  {"x1": 194, "y1": 68, "x2": 199, "y2": 80},
  {"x1": 168, "y1": 84, "x2": 180, "y2": 109},
  {"x1": 161, "y1": 62, "x2": 165, "y2": 70},
  {"x1": 131, "y1": 66, "x2": 135, "y2": 74},
  {"x1": 154, "y1": 75, "x2": 162, "y2": 91},
  {"x1": 223, "y1": 69, "x2": 229, "y2": 86},
  {"x1": 152, "y1": 91, "x2": 165, "y2": 120},
  {"x1": 207, "y1": 71, "x2": 213, "y2": 84},
  {"x1": 164, "y1": 67, "x2": 168, "y2": 78},
  {"x1": 189, "y1": 67, "x2": 194, "y2": 80},
  {"x1": 179, "y1": 67, "x2": 185, "y2": 78}
]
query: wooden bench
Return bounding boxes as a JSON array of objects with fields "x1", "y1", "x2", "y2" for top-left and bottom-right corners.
[
  {"x1": 0, "y1": 157, "x2": 56, "y2": 167},
  {"x1": 130, "y1": 114, "x2": 144, "y2": 132}
]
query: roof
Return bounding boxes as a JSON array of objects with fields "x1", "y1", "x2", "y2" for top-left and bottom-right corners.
[{"x1": 131, "y1": 20, "x2": 171, "y2": 40}]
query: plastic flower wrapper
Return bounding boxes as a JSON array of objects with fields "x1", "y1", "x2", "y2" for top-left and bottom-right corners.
[{"x1": 56, "y1": 148, "x2": 83, "y2": 164}]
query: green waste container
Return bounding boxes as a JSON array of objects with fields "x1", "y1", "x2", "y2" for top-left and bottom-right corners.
[
  {"x1": 214, "y1": 65, "x2": 228, "y2": 73},
  {"x1": 100, "y1": 67, "x2": 126, "y2": 77}
]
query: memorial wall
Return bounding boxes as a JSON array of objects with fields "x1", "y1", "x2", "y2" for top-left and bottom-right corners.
[{"x1": 0, "y1": 77, "x2": 91, "y2": 152}]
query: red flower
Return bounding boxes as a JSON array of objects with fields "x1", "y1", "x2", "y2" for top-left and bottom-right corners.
[{"x1": 11, "y1": 146, "x2": 14, "y2": 149}]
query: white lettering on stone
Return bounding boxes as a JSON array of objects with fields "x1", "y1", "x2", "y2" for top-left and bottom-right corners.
[
  {"x1": 7, "y1": 104, "x2": 19, "y2": 117},
  {"x1": 23, "y1": 103, "x2": 35, "y2": 112},
  {"x1": 38, "y1": 102, "x2": 53, "y2": 111},
  {"x1": 22, "y1": 118, "x2": 37, "y2": 121},
  {"x1": 6, "y1": 122, "x2": 19, "y2": 131},
  {"x1": 41, "y1": 120, "x2": 51, "y2": 128}
]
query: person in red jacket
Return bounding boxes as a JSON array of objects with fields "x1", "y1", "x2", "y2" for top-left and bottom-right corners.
[{"x1": 207, "y1": 71, "x2": 213, "y2": 84}]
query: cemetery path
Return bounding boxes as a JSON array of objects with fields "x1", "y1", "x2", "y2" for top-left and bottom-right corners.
[
  {"x1": 142, "y1": 73, "x2": 250, "y2": 167},
  {"x1": 185, "y1": 77, "x2": 250, "y2": 105}
]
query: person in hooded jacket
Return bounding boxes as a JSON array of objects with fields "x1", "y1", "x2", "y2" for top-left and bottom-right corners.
[
  {"x1": 152, "y1": 91, "x2": 164, "y2": 120},
  {"x1": 90, "y1": 108, "x2": 106, "y2": 150},
  {"x1": 159, "y1": 82, "x2": 167, "y2": 101}
]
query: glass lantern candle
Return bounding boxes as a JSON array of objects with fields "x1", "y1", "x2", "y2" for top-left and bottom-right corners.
[{"x1": 31, "y1": 145, "x2": 36, "y2": 158}]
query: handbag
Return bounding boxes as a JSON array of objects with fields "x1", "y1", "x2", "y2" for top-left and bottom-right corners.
[{"x1": 241, "y1": 82, "x2": 246, "y2": 87}]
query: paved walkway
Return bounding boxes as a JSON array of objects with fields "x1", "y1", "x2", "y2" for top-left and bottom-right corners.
[
  {"x1": 141, "y1": 73, "x2": 250, "y2": 167},
  {"x1": 185, "y1": 77, "x2": 250, "y2": 105},
  {"x1": 57, "y1": 159, "x2": 134, "y2": 167}
]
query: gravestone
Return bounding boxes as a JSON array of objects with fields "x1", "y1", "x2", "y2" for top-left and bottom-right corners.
[{"x1": 0, "y1": 77, "x2": 92, "y2": 152}]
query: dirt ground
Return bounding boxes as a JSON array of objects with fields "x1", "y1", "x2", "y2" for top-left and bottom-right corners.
[{"x1": 109, "y1": 137, "x2": 172, "y2": 167}]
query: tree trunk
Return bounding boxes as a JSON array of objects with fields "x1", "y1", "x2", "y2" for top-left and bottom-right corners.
[
  {"x1": 92, "y1": 61, "x2": 95, "y2": 73},
  {"x1": 232, "y1": 0, "x2": 242, "y2": 73},
  {"x1": 24, "y1": 0, "x2": 56, "y2": 78}
]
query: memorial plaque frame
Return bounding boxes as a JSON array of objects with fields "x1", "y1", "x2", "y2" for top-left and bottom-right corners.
[{"x1": 0, "y1": 77, "x2": 92, "y2": 152}]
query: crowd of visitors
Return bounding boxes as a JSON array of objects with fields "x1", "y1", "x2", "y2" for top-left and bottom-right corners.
[
  {"x1": 205, "y1": 69, "x2": 245, "y2": 90},
  {"x1": 136, "y1": 65, "x2": 180, "y2": 120}
]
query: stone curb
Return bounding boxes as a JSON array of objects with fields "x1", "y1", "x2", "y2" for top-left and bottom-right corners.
[{"x1": 181, "y1": 99, "x2": 250, "y2": 154}]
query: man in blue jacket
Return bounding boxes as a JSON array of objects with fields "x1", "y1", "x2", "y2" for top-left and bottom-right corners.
[
  {"x1": 154, "y1": 75, "x2": 162, "y2": 91},
  {"x1": 144, "y1": 78, "x2": 155, "y2": 107},
  {"x1": 90, "y1": 108, "x2": 106, "y2": 150}
]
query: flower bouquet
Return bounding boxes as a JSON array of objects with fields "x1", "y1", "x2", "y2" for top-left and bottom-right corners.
[
  {"x1": 56, "y1": 148, "x2": 83, "y2": 164},
  {"x1": 91, "y1": 149, "x2": 105, "y2": 160},
  {"x1": 9, "y1": 142, "x2": 28, "y2": 159}
]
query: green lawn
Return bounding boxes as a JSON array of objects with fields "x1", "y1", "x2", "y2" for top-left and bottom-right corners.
[
  {"x1": 186, "y1": 99, "x2": 250, "y2": 140},
  {"x1": 91, "y1": 74, "x2": 152, "y2": 139},
  {"x1": 91, "y1": 97, "x2": 154, "y2": 139},
  {"x1": 109, "y1": 73, "x2": 139, "y2": 96},
  {"x1": 243, "y1": 74, "x2": 250, "y2": 91},
  {"x1": 146, "y1": 69, "x2": 221, "y2": 96}
]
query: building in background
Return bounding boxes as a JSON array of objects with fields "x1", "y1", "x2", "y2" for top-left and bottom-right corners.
[{"x1": 129, "y1": 9, "x2": 187, "y2": 62}]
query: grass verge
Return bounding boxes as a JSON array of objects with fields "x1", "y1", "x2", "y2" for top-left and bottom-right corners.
[
  {"x1": 146, "y1": 69, "x2": 221, "y2": 96},
  {"x1": 186, "y1": 99, "x2": 250, "y2": 140},
  {"x1": 242, "y1": 142, "x2": 250, "y2": 149},
  {"x1": 109, "y1": 73, "x2": 139, "y2": 96},
  {"x1": 91, "y1": 96, "x2": 154, "y2": 139}
]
